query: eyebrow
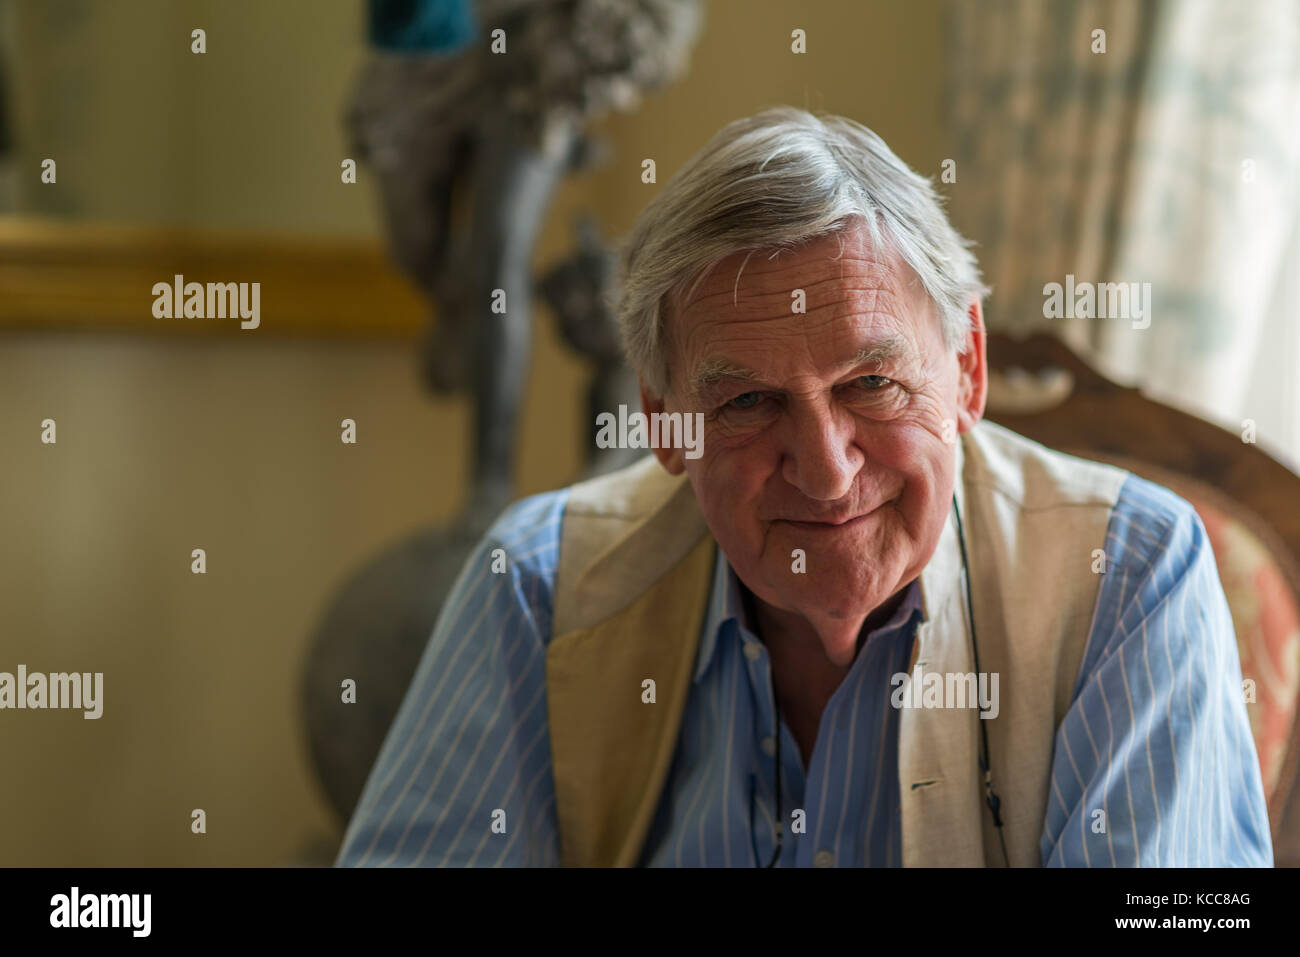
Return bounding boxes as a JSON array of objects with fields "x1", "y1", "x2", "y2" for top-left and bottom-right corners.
[{"x1": 689, "y1": 336, "x2": 911, "y2": 402}]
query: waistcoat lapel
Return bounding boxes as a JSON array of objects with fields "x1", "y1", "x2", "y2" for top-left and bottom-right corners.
[
  {"x1": 899, "y1": 434, "x2": 987, "y2": 865},
  {"x1": 546, "y1": 478, "x2": 715, "y2": 866}
]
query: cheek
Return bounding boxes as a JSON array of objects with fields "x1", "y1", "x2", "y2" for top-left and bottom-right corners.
[
  {"x1": 853, "y1": 431, "x2": 927, "y2": 504},
  {"x1": 867, "y1": 420, "x2": 952, "y2": 483},
  {"x1": 687, "y1": 453, "x2": 768, "y2": 534},
  {"x1": 891, "y1": 444, "x2": 958, "y2": 546}
]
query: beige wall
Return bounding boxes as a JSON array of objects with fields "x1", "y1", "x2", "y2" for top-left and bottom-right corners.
[
  {"x1": 0, "y1": 0, "x2": 945, "y2": 864},
  {"x1": 8, "y1": 0, "x2": 381, "y2": 234}
]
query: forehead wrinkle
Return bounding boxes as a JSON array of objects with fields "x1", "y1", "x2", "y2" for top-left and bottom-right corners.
[
  {"x1": 681, "y1": 243, "x2": 899, "y2": 313},
  {"x1": 681, "y1": 271, "x2": 903, "y2": 330},
  {"x1": 670, "y1": 240, "x2": 928, "y2": 392}
]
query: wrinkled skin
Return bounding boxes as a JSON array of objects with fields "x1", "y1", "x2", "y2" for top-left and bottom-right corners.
[{"x1": 642, "y1": 221, "x2": 987, "y2": 752}]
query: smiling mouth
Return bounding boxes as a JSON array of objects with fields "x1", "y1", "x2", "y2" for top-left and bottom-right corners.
[
  {"x1": 780, "y1": 509, "x2": 877, "y2": 531},
  {"x1": 776, "y1": 496, "x2": 896, "y2": 531}
]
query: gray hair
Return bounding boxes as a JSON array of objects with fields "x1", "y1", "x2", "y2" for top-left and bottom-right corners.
[{"x1": 614, "y1": 106, "x2": 989, "y2": 398}]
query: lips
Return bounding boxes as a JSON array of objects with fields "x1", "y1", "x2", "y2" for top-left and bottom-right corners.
[
  {"x1": 776, "y1": 497, "x2": 894, "y2": 529},
  {"x1": 779, "y1": 510, "x2": 874, "y2": 530}
]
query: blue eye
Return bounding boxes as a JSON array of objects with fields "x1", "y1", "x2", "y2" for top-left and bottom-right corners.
[
  {"x1": 856, "y1": 375, "x2": 892, "y2": 389},
  {"x1": 728, "y1": 391, "x2": 763, "y2": 410}
]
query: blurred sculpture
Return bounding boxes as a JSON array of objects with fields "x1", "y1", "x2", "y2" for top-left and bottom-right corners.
[
  {"x1": 303, "y1": 0, "x2": 702, "y2": 830},
  {"x1": 539, "y1": 210, "x2": 644, "y2": 470},
  {"x1": 349, "y1": 0, "x2": 701, "y2": 527}
]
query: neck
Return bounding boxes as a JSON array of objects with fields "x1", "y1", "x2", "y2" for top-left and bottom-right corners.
[
  {"x1": 743, "y1": 583, "x2": 910, "y2": 667},
  {"x1": 743, "y1": 583, "x2": 910, "y2": 721}
]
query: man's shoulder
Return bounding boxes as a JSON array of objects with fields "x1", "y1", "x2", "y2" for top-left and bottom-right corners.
[
  {"x1": 966, "y1": 420, "x2": 1207, "y2": 574},
  {"x1": 561, "y1": 454, "x2": 690, "y2": 521},
  {"x1": 1101, "y1": 471, "x2": 1209, "y2": 578},
  {"x1": 548, "y1": 456, "x2": 712, "y2": 636},
  {"x1": 485, "y1": 486, "x2": 570, "y2": 552},
  {"x1": 471, "y1": 488, "x2": 569, "y2": 599},
  {"x1": 964, "y1": 419, "x2": 1130, "y2": 513},
  {"x1": 472, "y1": 460, "x2": 708, "y2": 639}
]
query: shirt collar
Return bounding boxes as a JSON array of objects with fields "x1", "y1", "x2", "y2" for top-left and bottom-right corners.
[{"x1": 692, "y1": 546, "x2": 924, "y2": 684}]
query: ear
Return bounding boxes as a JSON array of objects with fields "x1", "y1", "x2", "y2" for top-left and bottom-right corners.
[
  {"x1": 955, "y1": 297, "x2": 987, "y2": 433},
  {"x1": 640, "y1": 380, "x2": 686, "y2": 474}
]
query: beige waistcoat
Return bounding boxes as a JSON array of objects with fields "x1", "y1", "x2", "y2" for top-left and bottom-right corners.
[{"x1": 545, "y1": 420, "x2": 1129, "y2": 866}]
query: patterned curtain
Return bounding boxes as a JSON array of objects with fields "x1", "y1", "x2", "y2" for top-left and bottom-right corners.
[{"x1": 946, "y1": 0, "x2": 1300, "y2": 467}]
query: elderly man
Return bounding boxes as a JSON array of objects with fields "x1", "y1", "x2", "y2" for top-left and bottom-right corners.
[{"x1": 337, "y1": 107, "x2": 1273, "y2": 867}]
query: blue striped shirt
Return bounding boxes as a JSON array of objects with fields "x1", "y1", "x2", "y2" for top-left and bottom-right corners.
[
  {"x1": 335, "y1": 470, "x2": 1274, "y2": 867},
  {"x1": 638, "y1": 553, "x2": 921, "y2": 867}
]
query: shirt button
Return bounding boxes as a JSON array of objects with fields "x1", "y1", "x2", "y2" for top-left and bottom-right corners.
[
  {"x1": 761, "y1": 736, "x2": 776, "y2": 756},
  {"x1": 742, "y1": 641, "x2": 762, "y2": 662},
  {"x1": 813, "y1": 850, "x2": 835, "y2": 868}
]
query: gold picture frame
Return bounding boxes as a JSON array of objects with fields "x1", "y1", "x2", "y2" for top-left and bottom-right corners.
[{"x1": 0, "y1": 216, "x2": 425, "y2": 339}]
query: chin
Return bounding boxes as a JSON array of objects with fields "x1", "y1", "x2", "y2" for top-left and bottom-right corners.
[
  {"x1": 766, "y1": 577, "x2": 882, "y2": 624},
  {"x1": 816, "y1": 563, "x2": 897, "y2": 607}
]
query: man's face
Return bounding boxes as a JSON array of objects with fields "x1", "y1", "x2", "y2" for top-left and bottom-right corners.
[{"x1": 643, "y1": 222, "x2": 986, "y2": 668}]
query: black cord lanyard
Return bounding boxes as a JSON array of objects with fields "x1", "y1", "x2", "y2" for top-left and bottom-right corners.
[{"x1": 953, "y1": 494, "x2": 1010, "y2": 867}]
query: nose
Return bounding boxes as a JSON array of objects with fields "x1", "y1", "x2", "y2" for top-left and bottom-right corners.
[{"x1": 780, "y1": 396, "x2": 862, "y2": 501}]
